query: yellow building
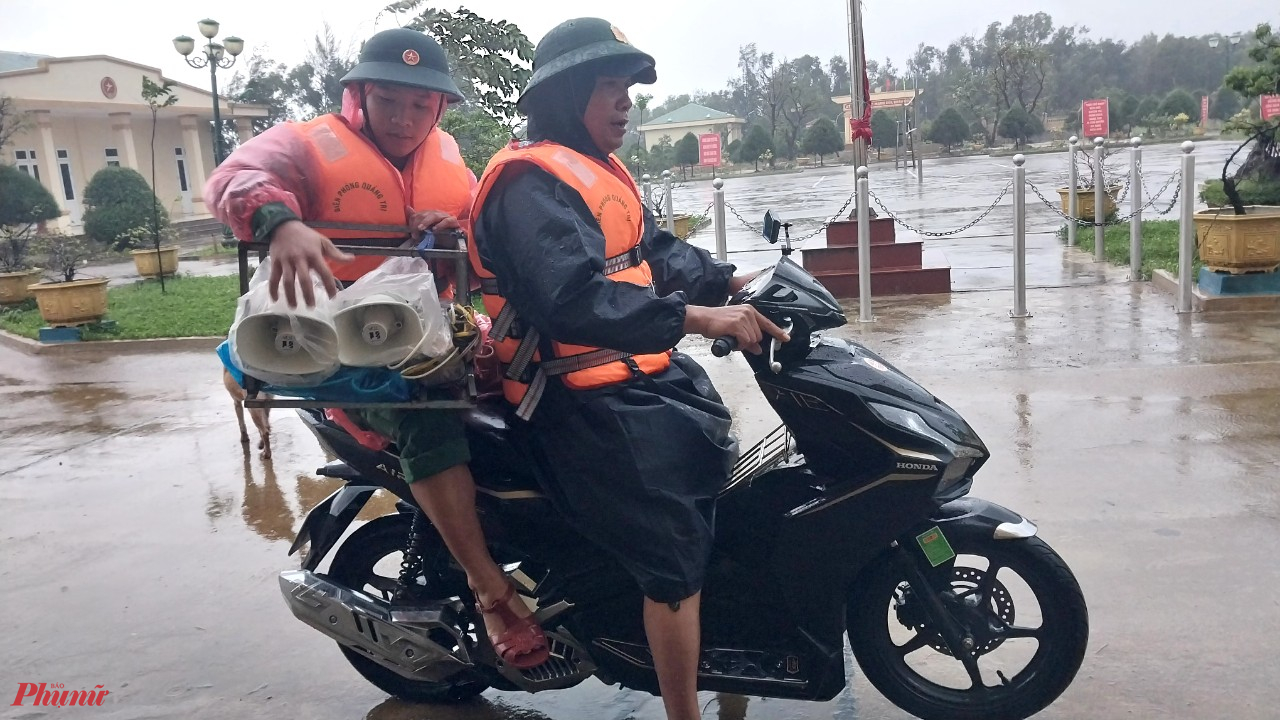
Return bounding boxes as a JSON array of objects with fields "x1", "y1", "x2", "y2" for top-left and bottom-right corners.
[
  {"x1": 0, "y1": 51, "x2": 268, "y2": 232},
  {"x1": 639, "y1": 103, "x2": 744, "y2": 152}
]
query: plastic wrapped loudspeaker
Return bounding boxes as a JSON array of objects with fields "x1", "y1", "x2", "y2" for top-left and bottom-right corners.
[
  {"x1": 229, "y1": 311, "x2": 341, "y2": 384},
  {"x1": 333, "y1": 293, "x2": 427, "y2": 367}
]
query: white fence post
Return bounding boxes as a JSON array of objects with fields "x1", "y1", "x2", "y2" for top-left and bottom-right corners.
[
  {"x1": 1177, "y1": 142, "x2": 1197, "y2": 313},
  {"x1": 1129, "y1": 137, "x2": 1144, "y2": 281},
  {"x1": 856, "y1": 166, "x2": 873, "y2": 323},
  {"x1": 662, "y1": 170, "x2": 675, "y2": 235},
  {"x1": 712, "y1": 178, "x2": 727, "y2": 262},
  {"x1": 1093, "y1": 137, "x2": 1106, "y2": 263},
  {"x1": 1067, "y1": 136, "x2": 1079, "y2": 247},
  {"x1": 1012, "y1": 155, "x2": 1030, "y2": 318}
]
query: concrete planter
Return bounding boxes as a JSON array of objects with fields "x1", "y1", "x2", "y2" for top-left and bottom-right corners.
[
  {"x1": 670, "y1": 214, "x2": 694, "y2": 239},
  {"x1": 28, "y1": 277, "x2": 109, "y2": 327},
  {"x1": 131, "y1": 246, "x2": 179, "y2": 277},
  {"x1": 1057, "y1": 185, "x2": 1121, "y2": 221},
  {"x1": 0, "y1": 269, "x2": 43, "y2": 304},
  {"x1": 1195, "y1": 206, "x2": 1280, "y2": 274}
]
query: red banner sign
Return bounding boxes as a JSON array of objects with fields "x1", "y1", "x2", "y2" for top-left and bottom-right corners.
[
  {"x1": 1081, "y1": 99, "x2": 1109, "y2": 138},
  {"x1": 698, "y1": 133, "x2": 722, "y2": 167},
  {"x1": 1262, "y1": 95, "x2": 1280, "y2": 121},
  {"x1": 1201, "y1": 95, "x2": 1210, "y2": 126}
]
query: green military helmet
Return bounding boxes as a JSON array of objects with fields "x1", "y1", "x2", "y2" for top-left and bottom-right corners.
[
  {"x1": 340, "y1": 28, "x2": 464, "y2": 104},
  {"x1": 518, "y1": 17, "x2": 656, "y2": 110}
]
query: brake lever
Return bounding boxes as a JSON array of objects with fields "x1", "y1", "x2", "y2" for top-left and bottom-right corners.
[{"x1": 768, "y1": 317, "x2": 794, "y2": 374}]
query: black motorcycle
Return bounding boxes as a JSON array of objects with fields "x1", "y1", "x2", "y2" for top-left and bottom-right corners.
[{"x1": 278, "y1": 214, "x2": 1088, "y2": 720}]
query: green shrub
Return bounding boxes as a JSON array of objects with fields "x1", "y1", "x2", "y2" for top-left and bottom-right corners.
[
  {"x1": 82, "y1": 167, "x2": 169, "y2": 251},
  {"x1": 1200, "y1": 178, "x2": 1280, "y2": 208},
  {"x1": 0, "y1": 164, "x2": 61, "y2": 271}
]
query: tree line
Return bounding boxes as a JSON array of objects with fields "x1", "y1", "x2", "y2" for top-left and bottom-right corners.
[
  {"x1": 1, "y1": 8, "x2": 1266, "y2": 175},
  {"x1": 629, "y1": 11, "x2": 1266, "y2": 168}
]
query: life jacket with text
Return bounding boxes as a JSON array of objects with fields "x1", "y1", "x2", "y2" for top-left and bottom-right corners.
[
  {"x1": 468, "y1": 140, "x2": 671, "y2": 419},
  {"x1": 296, "y1": 114, "x2": 473, "y2": 282}
]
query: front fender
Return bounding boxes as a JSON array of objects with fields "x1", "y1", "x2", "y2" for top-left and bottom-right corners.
[
  {"x1": 290, "y1": 484, "x2": 380, "y2": 571},
  {"x1": 925, "y1": 496, "x2": 1037, "y2": 542},
  {"x1": 891, "y1": 497, "x2": 1036, "y2": 584}
]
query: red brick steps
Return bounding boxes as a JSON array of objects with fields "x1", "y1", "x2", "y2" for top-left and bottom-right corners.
[{"x1": 802, "y1": 218, "x2": 952, "y2": 297}]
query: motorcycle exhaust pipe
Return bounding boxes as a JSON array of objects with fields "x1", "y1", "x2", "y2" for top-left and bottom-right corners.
[{"x1": 278, "y1": 570, "x2": 473, "y2": 682}]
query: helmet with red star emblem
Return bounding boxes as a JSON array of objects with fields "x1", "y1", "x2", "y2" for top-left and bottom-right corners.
[{"x1": 340, "y1": 28, "x2": 463, "y2": 103}]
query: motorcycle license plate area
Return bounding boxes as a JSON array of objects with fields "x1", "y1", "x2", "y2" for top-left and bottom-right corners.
[{"x1": 915, "y1": 526, "x2": 956, "y2": 567}]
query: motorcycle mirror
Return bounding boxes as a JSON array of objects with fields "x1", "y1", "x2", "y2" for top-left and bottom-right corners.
[{"x1": 762, "y1": 211, "x2": 784, "y2": 244}]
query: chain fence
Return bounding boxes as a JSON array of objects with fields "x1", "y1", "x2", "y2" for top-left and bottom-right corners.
[
  {"x1": 666, "y1": 145, "x2": 1189, "y2": 247},
  {"x1": 870, "y1": 181, "x2": 1015, "y2": 238},
  {"x1": 719, "y1": 191, "x2": 857, "y2": 244},
  {"x1": 672, "y1": 201, "x2": 717, "y2": 239},
  {"x1": 1027, "y1": 165, "x2": 1182, "y2": 228}
]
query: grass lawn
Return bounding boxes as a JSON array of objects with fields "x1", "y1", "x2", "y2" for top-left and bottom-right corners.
[
  {"x1": 0, "y1": 274, "x2": 238, "y2": 341},
  {"x1": 1062, "y1": 220, "x2": 1201, "y2": 280}
]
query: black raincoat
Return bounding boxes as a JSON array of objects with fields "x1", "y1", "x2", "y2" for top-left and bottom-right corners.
[{"x1": 472, "y1": 74, "x2": 738, "y2": 602}]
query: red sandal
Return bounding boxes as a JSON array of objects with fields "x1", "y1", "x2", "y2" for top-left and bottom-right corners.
[{"x1": 475, "y1": 582, "x2": 549, "y2": 669}]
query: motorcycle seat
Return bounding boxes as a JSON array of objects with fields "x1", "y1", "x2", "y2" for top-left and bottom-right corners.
[
  {"x1": 462, "y1": 398, "x2": 512, "y2": 443},
  {"x1": 464, "y1": 399, "x2": 544, "y2": 496}
]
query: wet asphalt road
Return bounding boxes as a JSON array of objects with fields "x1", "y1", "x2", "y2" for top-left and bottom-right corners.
[{"x1": 4, "y1": 143, "x2": 1279, "y2": 719}]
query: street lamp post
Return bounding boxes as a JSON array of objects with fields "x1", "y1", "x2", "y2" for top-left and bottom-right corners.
[
  {"x1": 1205, "y1": 35, "x2": 1242, "y2": 125},
  {"x1": 173, "y1": 19, "x2": 243, "y2": 167},
  {"x1": 1207, "y1": 35, "x2": 1242, "y2": 81}
]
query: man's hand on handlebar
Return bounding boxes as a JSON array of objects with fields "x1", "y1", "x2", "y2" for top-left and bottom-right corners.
[
  {"x1": 268, "y1": 220, "x2": 354, "y2": 308},
  {"x1": 684, "y1": 304, "x2": 789, "y2": 355}
]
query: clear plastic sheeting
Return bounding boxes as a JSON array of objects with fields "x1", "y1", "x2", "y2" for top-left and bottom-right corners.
[
  {"x1": 332, "y1": 256, "x2": 453, "y2": 368},
  {"x1": 228, "y1": 257, "x2": 341, "y2": 387}
]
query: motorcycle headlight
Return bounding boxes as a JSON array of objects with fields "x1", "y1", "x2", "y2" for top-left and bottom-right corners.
[
  {"x1": 940, "y1": 446, "x2": 984, "y2": 490},
  {"x1": 869, "y1": 402, "x2": 983, "y2": 488},
  {"x1": 867, "y1": 402, "x2": 955, "y2": 451}
]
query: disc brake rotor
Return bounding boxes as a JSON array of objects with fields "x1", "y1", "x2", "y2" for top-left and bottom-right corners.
[
  {"x1": 927, "y1": 567, "x2": 1016, "y2": 656},
  {"x1": 894, "y1": 567, "x2": 1017, "y2": 658}
]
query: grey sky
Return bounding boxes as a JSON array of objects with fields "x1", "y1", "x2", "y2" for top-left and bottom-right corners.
[{"x1": 0, "y1": 0, "x2": 1271, "y2": 105}]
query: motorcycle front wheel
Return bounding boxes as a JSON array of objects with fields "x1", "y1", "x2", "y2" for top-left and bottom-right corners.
[
  {"x1": 326, "y1": 513, "x2": 490, "y2": 703},
  {"x1": 847, "y1": 535, "x2": 1088, "y2": 720}
]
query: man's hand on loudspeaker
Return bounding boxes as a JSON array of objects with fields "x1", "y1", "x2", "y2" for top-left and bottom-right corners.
[{"x1": 269, "y1": 221, "x2": 354, "y2": 308}]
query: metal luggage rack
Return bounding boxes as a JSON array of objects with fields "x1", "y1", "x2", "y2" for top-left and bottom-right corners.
[
  {"x1": 236, "y1": 228, "x2": 477, "y2": 411},
  {"x1": 719, "y1": 424, "x2": 795, "y2": 497}
]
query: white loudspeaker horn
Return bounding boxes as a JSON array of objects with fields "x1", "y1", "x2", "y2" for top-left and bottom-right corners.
[
  {"x1": 230, "y1": 311, "x2": 341, "y2": 384},
  {"x1": 334, "y1": 293, "x2": 426, "y2": 367}
]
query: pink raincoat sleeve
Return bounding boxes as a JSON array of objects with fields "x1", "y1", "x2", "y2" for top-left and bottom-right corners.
[{"x1": 204, "y1": 122, "x2": 318, "y2": 242}]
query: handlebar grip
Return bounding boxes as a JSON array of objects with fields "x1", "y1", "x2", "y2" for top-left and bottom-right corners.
[{"x1": 711, "y1": 336, "x2": 739, "y2": 357}]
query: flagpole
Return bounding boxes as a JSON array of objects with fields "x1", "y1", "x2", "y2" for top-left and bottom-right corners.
[{"x1": 847, "y1": 0, "x2": 868, "y2": 170}]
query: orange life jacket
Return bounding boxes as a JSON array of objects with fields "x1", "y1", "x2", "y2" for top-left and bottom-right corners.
[
  {"x1": 296, "y1": 114, "x2": 473, "y2": 281},
  {"x1": 468, "y1": 140, "x2": 671, "y2": 419}
]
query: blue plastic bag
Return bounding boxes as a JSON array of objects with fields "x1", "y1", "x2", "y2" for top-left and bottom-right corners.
[{"x1": 217, "y1": 340, "x2": 414, "y2": 402}]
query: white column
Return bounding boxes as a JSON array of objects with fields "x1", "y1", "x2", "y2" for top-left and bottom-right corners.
[
  {"x1": 179, "y1": 114, "x2": 208, "y2": 212},
  {"x1": 234, "y1": 117, "x2": 255, "y2": 145},
  {"x1": 109, "y1": 112, "x2": 139, "y2": 170},
  {"x1": 32, "y1": 111, "x2": 65, "y2": 218}
]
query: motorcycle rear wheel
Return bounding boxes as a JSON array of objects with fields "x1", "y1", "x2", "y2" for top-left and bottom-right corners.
[
  {"x1": 326, "y1": 514, "x2": 489, "y2": 703},
  {"x1": 847, "y1": 536, "x2": 1087, "y2": 720}
]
